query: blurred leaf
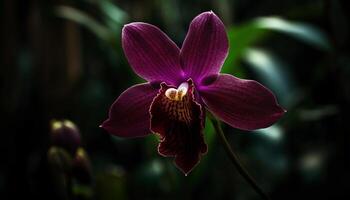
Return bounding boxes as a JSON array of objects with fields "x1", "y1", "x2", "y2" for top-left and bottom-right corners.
[
  {"x1": 254, "y1": 125, "x2": 284, "y2": 143},
  {"x1": 223, "y1": 17, "x2": 331, "y2": 76},
  {"x1": 98, "y1": 0, "x2": 128, "y2": 40},
  {"x1": 243, "y1": 48, "x2": 293, "y2": 105},
  {"x1": 222, "y1": 22, "x2": 269, "y2": 76},
  {"x1": 298, "y1": 105, "x2": 339, "y2": 121},
  {"x1": 204, "y1": 116, "x2": 216, "y2": 145},
  {"x1": 55, "y1": 6, "x2": 113, "y2": 42},
  {"x1": 143, "y1": 134, "x2": 160, "y2": 158},
  {"x1": 99, "y1": 0, "x2": 129, "y2": 25},
  {"x1": 256, "y1": 17, "x2": 331, "y2": 50},
  {"x1": 157, "y1": 0, "x2": 182, "y2": 37}
]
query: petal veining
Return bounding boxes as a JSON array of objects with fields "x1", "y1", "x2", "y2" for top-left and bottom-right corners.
[
  {"x1": 122, "y1": 22, "x2": 183, "y2": 85},
  {"x1": 101, "y1": 83, "x2": 158, "y2": 137},
  {"x1": 180, "y1": 11, "x2": 229, "y2": 83},
  {"x1": 199, "y1": 74, "x2": 285, "y2": 130}
]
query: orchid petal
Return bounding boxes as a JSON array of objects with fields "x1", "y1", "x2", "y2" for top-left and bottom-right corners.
[
  {"x1": 101, "y1": 83, "x2": 158, "y2": 137},
  {"x1": 122, "y1": 22, "x2": 183, "y2": 85},
  {"x1": 199, "y1": 74, "x2": 285, "y2": 130},
  {"x1": 180, "y1": 11, "x2": 229, "y2": 83}
]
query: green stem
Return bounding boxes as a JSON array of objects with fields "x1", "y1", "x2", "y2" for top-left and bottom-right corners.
[{"x1": 210, "y1": 117, "x2": 271, "y2": 200}]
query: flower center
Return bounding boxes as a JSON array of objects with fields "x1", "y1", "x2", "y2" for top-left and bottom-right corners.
[{"x1": 165, "y1": 82, "x2": 189, "y2": 101}]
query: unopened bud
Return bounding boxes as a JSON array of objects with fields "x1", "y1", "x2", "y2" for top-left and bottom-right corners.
[
  {"x1": 72, "y1": 148, "x2": 92, "y2": 184},
  {"x1": 51, "y1": 119, "x2": 81, "y2": 155},
  {"x1": 47, "y1": 146, "x2": 73, "y2": 172}
]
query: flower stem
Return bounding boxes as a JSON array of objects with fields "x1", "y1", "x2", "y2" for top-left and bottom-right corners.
[{"x1": 210, "y1": 117, "x2": 271, "y2": 200}]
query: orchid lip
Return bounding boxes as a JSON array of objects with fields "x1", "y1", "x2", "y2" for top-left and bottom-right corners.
[
  {"x1": 150, "y1": 80, "x2": 207, "y2": 174},
  {"x1": 165, "y1": 82, "x2": 189, "y2": 101}
]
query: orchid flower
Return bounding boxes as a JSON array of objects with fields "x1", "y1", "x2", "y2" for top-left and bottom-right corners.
[{"x1": 101, "y1": 11, "x2": 285, "y2": 175}]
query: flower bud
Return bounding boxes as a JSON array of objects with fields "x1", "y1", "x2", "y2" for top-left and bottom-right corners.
[
  {"x1": 72, "y1": 148, "x2": 92, "y2": 184},
  {"x1": 47, "y1": 146, "x2": 73, "y2": 172},
  {"x1": 51, "y1": 119, "x2": 81, "y2": 155}
]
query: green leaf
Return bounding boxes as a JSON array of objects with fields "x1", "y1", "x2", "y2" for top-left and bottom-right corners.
[
  {"x1": 222, "y1": 22, "x2": 269, "y2": 76},
  {"x1": 254, "y1": 125, "x2": 284, "y2": 142},
  {"x1": 243, "y1": 48, "x2": 294, "y2": 105},
  {"x1": 256, "y1": 17, "x2": 331, "y2": 50},
  {"x1": 99, "y1": 0, "x2": 129, "y2": 25},
  {"x1": 54, "y1": 6, "x2": 113, "y2": 42},
  {"x1": 223, "y1": 17, "x2": 331, "y2": 76}
]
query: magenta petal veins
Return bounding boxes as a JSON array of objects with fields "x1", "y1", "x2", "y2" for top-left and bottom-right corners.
[
  {"x1": 180, "y1": 11, "x2": 229, "y2": 84},
  {"x1": 122, "y1": 22, "x2": 183, "y2": 85},
  {"x1": 101, "y1": 83, "x2": 158, "y2": 137},
  {"x1": 199, "y1": 74, "x2": 285, "y2": 130}
]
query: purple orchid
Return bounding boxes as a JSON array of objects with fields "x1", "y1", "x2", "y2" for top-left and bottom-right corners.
[{"x1": 101, "y1": 11, "x2": 285, "y2": 175}]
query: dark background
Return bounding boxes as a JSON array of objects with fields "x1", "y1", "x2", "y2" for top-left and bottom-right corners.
[{"x1": 1, "y1": 0, "x2": 349, "y2": 199}]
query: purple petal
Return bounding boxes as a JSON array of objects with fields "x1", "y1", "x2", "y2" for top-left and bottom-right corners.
[
  {"x1": 101, "y1": 83, "x2": 158, "y2": 137},
  {"x1": 122, "y1": 22, "x2": 183, "y2": 85},
  {"x1": 180, "y1": 11, "x2": 229, "y2": 83},
  {"x1": 199, "y1": 74, "x2": 285, "y2": 130},
  {"x1": 150, "y1": 81, "x2": 207, "y2": 175}
]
